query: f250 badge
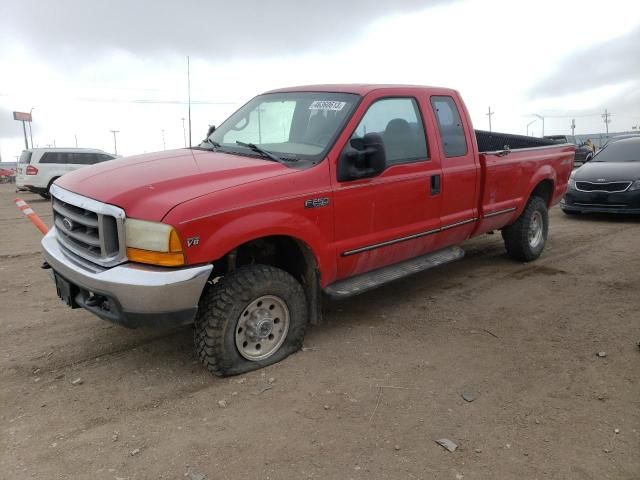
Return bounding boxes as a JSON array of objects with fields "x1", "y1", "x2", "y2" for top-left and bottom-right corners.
[
  {"x1": 304, "y1": 197, "x2": 330, "y2": 209},
  {"x1": 186, "y1": 236, "x2": 200, "y2": 247}
]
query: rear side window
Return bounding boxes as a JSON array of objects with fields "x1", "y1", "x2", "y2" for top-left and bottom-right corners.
[
  {"x1": 430, "y1": 96, "x2": 468, "y2": 157},
  {"x1": 39, "y1": 152, "x2": 64, "y2": 164},
  {"x1": 19, "y1": 151, "x2": 32, "y2": 164},
  {"x1": 352, "y1": 97, "x2": 428, "y2": 165}
]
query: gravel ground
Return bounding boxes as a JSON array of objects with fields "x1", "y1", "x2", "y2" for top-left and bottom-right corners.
[{"x1": 1, "y1": 183, "x2": 639, "y2": 480}]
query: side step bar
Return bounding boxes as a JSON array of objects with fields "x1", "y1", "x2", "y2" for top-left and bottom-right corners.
[{"x1": 324, "y1": 246, "x2": 465, "y2": 300}]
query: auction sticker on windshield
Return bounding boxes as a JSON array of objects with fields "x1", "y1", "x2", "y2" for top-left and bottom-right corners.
[{"x1": 309, "y1": 100, "x2": 346, "y2": 111}]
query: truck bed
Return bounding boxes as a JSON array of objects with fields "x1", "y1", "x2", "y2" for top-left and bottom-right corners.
[
  {"x1": 472, "y1": 141, "x2": 575, "y2": 236},
  {"x1": 475, "y1": 130, "x2": 559, "y2": 153}
]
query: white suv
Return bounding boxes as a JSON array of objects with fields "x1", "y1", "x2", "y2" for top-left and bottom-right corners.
[{"x1": 16, "y1": 148, "x2": 116, "y2": 198}]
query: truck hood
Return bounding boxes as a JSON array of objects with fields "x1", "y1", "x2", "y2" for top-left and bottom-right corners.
[
  {"x1": 55, "y1": 149, "x2": 294, "y2": 221},
  {"x1": 574, "y1": 161, "x2": 640, "y2": 181}
]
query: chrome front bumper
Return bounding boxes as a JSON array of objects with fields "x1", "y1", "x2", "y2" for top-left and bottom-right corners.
[{"x1": 41, "y1": 228, "x2": 213, "y2": 328}]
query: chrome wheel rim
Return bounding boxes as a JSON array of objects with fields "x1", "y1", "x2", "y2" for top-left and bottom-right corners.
[
  {"x1": 528, "y1": 211, "x2": 544, "y2": 248},
  {"x1": 235, "y1": 295, "x2": 290, "y2": 361}
]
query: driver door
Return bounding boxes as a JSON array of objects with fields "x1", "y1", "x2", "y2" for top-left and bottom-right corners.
[{"x1": 330, "y1": 93, "x2": 443, "y2": 280}]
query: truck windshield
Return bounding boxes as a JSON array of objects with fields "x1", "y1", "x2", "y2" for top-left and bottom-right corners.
[
  {"x1": 207, "y1": 92, "x2": 359, "y2": 162},
  {"x1": 592, "y1": 140, "x2": 640, "y2": 162}
]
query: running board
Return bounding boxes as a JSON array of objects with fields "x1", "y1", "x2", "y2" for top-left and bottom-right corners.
[{"x1": 324, "y1": 246, "x2": 465, "y2": 300}]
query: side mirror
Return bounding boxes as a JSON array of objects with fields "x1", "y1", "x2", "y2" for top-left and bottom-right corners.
[
  {"x1": 206, "y1": 125, "x2": 216, "y2": 137},
  {"x1": 338, "y1": 133, "x2": 386, "y2": 182}
]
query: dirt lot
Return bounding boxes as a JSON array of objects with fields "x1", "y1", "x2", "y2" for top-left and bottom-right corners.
[{"x1": 1, "y1": 183, "x2": 639, "y2": 480}]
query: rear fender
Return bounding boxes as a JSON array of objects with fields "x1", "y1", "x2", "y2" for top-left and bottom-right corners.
[{"x1": 526, "y1": 165, "x2": 557, "y2": 208}]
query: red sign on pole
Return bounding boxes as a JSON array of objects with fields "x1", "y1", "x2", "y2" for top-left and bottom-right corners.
[{"x1": 13, "y1": 111, "x2": 32, "y2": 122}]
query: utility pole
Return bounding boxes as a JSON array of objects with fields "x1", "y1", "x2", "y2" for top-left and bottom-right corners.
[
  {"x1": 187, "y1": 56, "x2": 192, "y2": 148},
  {"x1": 571, "y1": 119, "x2": 576, "y2": 139},
  {"x1": 110, "y1": 130, "x2": 119, "y2": 155},
  {"x1": 601, "y1": 109, "x2": 611, "y2": 136},
  {"x1": 161, "y1": 129, "x2": 166, "y2": 150},
  {"x1": 74, "y1": 134, "x2": 78, "y2": 148},
  {"x1": 533, "y1": 114, "x2": 545, "y2": 137},
  {"x1": 486, "y1": 106, "x2": 494, "y2": 132},
  {"x1": 181, "y1": 117, "x2": 187, "y2": 147}
]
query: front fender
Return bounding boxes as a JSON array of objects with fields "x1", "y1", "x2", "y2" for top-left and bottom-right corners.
[{"x1": 170, "y1": 206, "x2": 336, "y2": 285}]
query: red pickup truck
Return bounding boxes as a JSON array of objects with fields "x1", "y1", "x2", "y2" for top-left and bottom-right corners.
[{"x1": 42, "y1": 85, "x2": 574, "y2": 376}]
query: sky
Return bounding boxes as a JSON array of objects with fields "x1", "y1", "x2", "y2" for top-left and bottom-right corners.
[{"x1": 1, "y1": 0, "x2": 640, "y2": 162}]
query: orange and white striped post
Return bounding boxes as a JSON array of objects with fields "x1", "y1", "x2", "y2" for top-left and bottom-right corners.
[{"x1": 15, "y1": 198, "x2": 49, "y2": 235}]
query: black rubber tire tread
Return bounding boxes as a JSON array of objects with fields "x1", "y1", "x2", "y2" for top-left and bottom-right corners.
[
  {"x1": 194, "y1": 264, "x2": 308, "y2": 377},
  {"x1": 501, "y1": 196, "x2": 549, "y2": 262}
]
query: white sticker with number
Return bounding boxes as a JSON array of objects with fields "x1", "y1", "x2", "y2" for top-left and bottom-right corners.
[{"x1": 309, "y1": 100, "x2": 346, "y2": 111}]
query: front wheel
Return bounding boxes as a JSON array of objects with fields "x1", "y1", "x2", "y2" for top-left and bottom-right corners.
[
  {"x1": 501, "y1": 196, "x2": 549, "y2": 262},
  {"x1": 194, "y1": 265, "x2": 308, "y2": 376}
]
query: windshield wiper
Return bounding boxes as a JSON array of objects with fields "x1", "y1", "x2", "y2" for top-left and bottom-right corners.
[{"x1": 235, "y1": 141, "x2": 286, "y2": 163}]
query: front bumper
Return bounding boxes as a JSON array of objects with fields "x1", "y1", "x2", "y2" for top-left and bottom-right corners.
[
  {"x1": 41, "y1": 228, "x2": 213, "y2": 328},
  {"x1": 562, "y1": 188, "x2": 640, "y2": 214}
]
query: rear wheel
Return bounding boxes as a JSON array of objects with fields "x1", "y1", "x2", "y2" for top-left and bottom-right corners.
[
  {"x1": 502, "y1": 196, "x2": 549, "y2": 262},
  {"x1": 194, "y1": 264, "x2": 308, "y2": 376}
]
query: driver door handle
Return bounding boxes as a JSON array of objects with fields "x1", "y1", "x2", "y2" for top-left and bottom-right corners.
[{"x1": 430, "y1": 174, "x2": 441, "y2": 195}]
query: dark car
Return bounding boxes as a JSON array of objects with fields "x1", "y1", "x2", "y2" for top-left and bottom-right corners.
[
  {"x1": 601, "y1": 133, "x2": 640, "y2": 148},
  {"x1": 561, "y1": 137, "x2": 640, "y2": 214},
  {"x1": 544, "y1": 135, "x2": 593, "y2": 166}
]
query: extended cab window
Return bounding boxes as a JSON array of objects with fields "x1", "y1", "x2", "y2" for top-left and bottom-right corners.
[
  {"x1": 430, "y1": 96, "x2": 468, "y2": 157},
  {"x1": 352, "y1": 98, "x2": 428, "y2": 166}
]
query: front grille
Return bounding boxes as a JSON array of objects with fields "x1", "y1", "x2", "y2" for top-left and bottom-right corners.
[
  {"x1": 575, "y1": 181, "x2": 631, "y2": 193},
  {"x1": 51, "y1": 185, "x2": 126, "y2": 267}
]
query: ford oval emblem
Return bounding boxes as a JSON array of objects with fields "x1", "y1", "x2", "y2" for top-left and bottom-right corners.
[
  {"x1": 62, "y1": 217, "x2": 74, "y2": 230},
  {"x1": 596, "y1": 178, "x2": 606, "y2": 182}
]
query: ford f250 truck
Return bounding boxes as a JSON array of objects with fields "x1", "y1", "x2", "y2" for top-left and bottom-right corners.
[{"x1": 41, "y1": 85, "x2": 575, "y2": 376}]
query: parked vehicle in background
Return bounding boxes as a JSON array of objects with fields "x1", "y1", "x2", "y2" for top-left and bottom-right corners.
[
  {"x1": 562, "y1": 137, "x2": 640, "y2": 214},
  {"x1": 601, "y1": 133, "x2": 640, "y2": 148},
  {"x1": 16, "y1": 148, "x2": 116, "y2": 198},
  {"x1": 0, "y1": 167, "x2": 16, "y2": 183},
  {"x1": 40, "y1": 84, "x2": 574, "y2": 376},
  {"x1": 545, "y1": 135, "x2": 593, "y2": 166}
]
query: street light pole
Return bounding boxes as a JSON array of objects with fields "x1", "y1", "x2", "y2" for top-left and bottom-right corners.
[
  {"x1": 526, "y1": 120, "x2": 536, "y2": 136},
  {"x1": 110, "y1": 130, "x2": 119, "y2": 155},
  {"x1": 161, "y1": 129, "x2": 166, "y2": 150},
  {"x1": 181, "y1": 117, "x2": 186, "y2": 147},
  {"x1": 533, "y1": 114, "x2": 545, "y2": 137}
]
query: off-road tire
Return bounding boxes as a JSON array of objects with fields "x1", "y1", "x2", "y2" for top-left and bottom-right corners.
[
  {"x1": 194, "y1": 264, "x2": 308, "y2": 376},
  {"x1": 501, "y1": 196, "x2": 549, "y2": 262}
]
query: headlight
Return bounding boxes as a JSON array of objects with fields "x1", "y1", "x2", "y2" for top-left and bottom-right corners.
[
  {"x1": 629, "y1": 180, "x2": 640, "y2": 191},
  {"x1": 125, "y1": 219, "x2": 185, "y2": 266},
  {"x1": 568, "y1": 178, "x2": 576, "y2": 189}
]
